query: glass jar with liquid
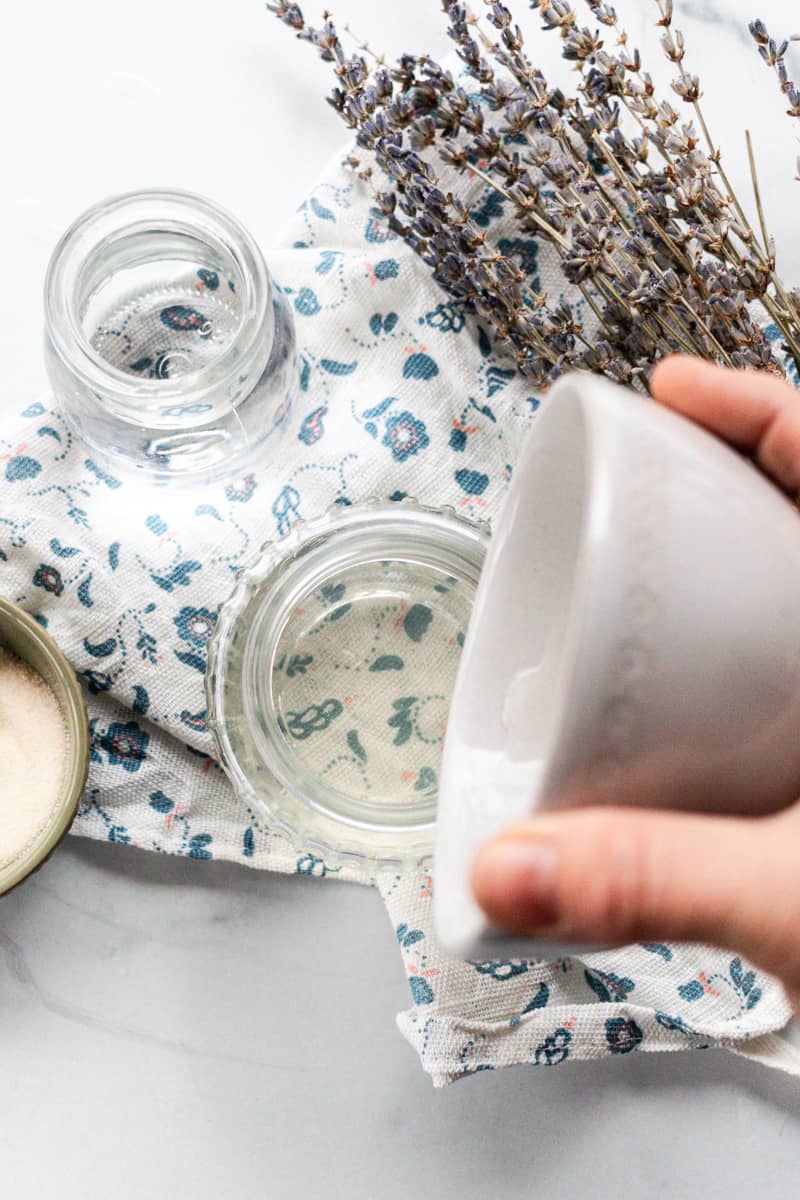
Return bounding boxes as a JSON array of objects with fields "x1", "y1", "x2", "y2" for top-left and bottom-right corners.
[
  {"x1": 206, "y1": 501, "x2": 488, "y2": 875},
  {"x1": 44, "y1": 189, "x2": 296, "y2": 483}
]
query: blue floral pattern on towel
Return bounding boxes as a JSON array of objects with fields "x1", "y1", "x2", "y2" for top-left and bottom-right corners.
[{"x1": 0, "y1": 154, "x2": 792, "y2": 1088}]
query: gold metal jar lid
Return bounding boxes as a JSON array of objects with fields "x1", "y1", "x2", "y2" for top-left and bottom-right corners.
[{"x1": 0, "y1": 597, "x2": 89, "y2": 895}]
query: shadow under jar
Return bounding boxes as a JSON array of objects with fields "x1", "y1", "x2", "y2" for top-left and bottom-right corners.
[{"x1": 44, "y1": 189, "x2": 296, "y2": 483}]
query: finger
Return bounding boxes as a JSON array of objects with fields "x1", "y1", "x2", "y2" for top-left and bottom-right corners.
[
  {"x1": 471, "y1": 805, "x2": 800, "y2": 993},
  {"x1": 650, "y1": 355, "x2": 800, "y2": 493}
]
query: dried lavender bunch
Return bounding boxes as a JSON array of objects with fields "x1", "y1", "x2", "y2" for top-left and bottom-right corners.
[
  {"x1": 749, "y1": 21, "x2": 800, "y2": 177},
  {"x1": 269, "y1": 0, "x2": 800, "y2": 388}
]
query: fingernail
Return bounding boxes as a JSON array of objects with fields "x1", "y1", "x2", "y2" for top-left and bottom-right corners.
[{"x1": 471, "y1": 838, "x2": 560, "y2": 931}]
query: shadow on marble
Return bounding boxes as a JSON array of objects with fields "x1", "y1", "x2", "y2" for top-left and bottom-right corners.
[
  {"x1": 1, "y1": 836, "x2": 799, "y2": 1199},
  {"x1": 7, "y1": 836, "x2": 800, "y2": 1111}
]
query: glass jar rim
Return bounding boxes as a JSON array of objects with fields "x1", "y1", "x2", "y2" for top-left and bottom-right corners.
[
  {"x1": 44, "y1": 188, "x2": 273, "y2": 420},
  {"x1": 207, "y1": 501, "x2": 490, "y2": 870}
]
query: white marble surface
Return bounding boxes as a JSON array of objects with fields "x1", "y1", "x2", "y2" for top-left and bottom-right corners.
[{"x1": 2, "y1": 2, "x2": 800, "y2": 1195}]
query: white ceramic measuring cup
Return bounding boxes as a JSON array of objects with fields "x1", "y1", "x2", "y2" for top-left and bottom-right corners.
[{"x1": 434, "y1": 372, "x2": 800, "y2": 959}]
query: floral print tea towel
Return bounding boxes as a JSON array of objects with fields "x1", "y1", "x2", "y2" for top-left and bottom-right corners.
[{"x1": 0, "y1": 152, "x2": 797, "y2": 1085}]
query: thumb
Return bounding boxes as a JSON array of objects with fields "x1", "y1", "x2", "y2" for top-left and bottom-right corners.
[{"x1": 471, "y1": 805, "x2": 800, "y2": 994}]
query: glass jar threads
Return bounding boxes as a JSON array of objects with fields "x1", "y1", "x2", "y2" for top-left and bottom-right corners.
[{"x1": 44, "y1": 189, "x2": 296, "y2": 483}]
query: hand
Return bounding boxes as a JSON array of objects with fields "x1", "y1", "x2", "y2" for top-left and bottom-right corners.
[{"x1": 472, "y1": 355, "x2": 800, "y2": 999}]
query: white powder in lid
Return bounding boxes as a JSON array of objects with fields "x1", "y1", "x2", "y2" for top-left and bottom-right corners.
[{"x1": 0, "y1": 645, "x2": 69, "y2": 871}]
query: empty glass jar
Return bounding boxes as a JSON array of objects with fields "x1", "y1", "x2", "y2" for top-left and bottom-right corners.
[{"x1": 44, "y1": 189, "x2": 296, "y2": 483}]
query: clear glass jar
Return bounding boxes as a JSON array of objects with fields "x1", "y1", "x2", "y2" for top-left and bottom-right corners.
[
  {"x1": 206, "y1": 502, "x2": 489, "y2": 874},
  {"x1": 44, "y1": 189, "x2": 296, "y2": 483}
]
